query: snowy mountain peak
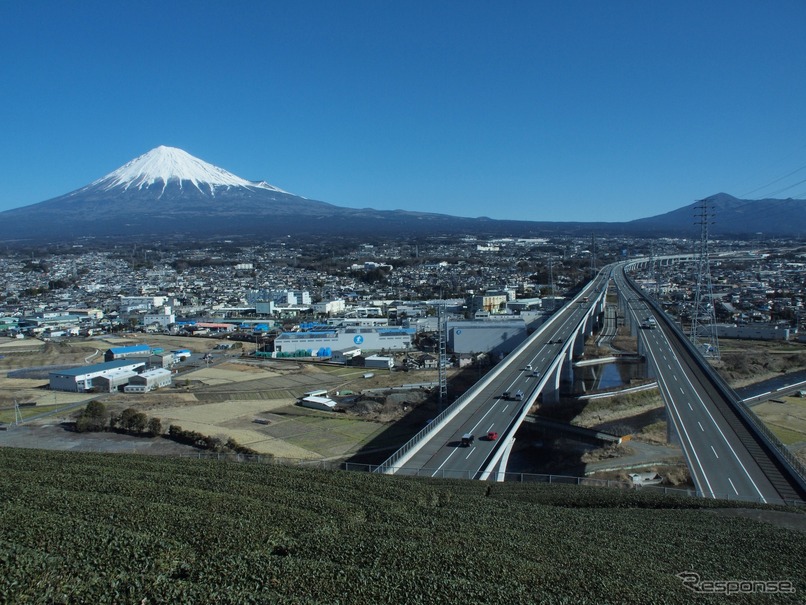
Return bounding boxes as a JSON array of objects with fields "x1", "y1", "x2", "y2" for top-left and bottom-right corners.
[{"x1": 87, "y1": 146, "x2": 286, "y2": 196}]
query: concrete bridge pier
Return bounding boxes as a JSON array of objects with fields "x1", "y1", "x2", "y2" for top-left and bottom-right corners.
[
  {"x1": 583, "y1": 310, "x2": 596, "y2": 336},
  {"x1": 543, "y1": 363, "x2": 562, "y2": 404},
  {"x1": 559, "y1": 344, "x2": 575, "y2": 391},
  {"x1": 573, "y1": 325, "x2": 586, "y2": 358},
  {"x1": 595, "y1": 297, "x2": 606, "y2": 316}
]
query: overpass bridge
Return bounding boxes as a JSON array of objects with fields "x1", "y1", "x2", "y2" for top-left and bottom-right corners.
[
  {"x1": 374, "y1": 258, "x2": 806, "y2": 505},
  {"x1": 615, "y1": 262, "x2": 806, "y2": 504},
  {"x1": 373, "y1": 268, "x2": 611, "y2": 479}
]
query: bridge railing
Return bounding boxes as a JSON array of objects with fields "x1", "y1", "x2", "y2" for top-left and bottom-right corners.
[
  {"x1": 351, "y1": 462, "x2": 805, "y2": 506},
  {"x1": 623, "y1": 268, "x2": 806, "y2": 495},
  {"x1": 371, "y1": 388, "x2": 476, "y2": 474},
  {"x1": 373, "y1": 277, "x2": 608, "y2": 475}
]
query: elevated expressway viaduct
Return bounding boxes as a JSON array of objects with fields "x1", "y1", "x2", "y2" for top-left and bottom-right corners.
[
  {"x1": 375, "y1": 260, "x2": 806, "y2": 505},
  {"x1": 615, "y1": 262, "x2": 805, "y2": 505},
  {"x1": 374, "y1": 268, "x2": 610, "y2": 481}
]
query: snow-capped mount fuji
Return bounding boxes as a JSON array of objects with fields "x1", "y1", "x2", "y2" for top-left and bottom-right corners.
[
  {"x1": 86, "y1": 145, "x2": 287, "y2": 196},
  {"x1": 0, "y1": 146, "x2": 493, "y2": 241},
  {"x1": 2, "y1": 146, "x2": 804, "y2": 242}
]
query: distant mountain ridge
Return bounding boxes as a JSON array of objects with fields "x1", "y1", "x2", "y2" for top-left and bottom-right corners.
[
  {"x1": 626, "y1": 192, "x2": 806, "y2": 236},
  {"x1": 0, "y1": 147, "x2": 803, "y2": 242}
]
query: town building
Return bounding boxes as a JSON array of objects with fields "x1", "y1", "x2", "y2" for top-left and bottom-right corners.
[
  {"x1": 49, "y1": 360, "x2": 146, "y2": 392},
  {"x1": 364, "y1": 355, "x2": 394, "y2": 369},
  {"x1": 448, "y1": 319, "x2": 528, "y2": 356},
  {"x1": 105, "y1": 344, "x2": 152, "y2": 362},
  {"x1": 273, "y1": 327, "x2": 414, "y2": 354},
  {"x1": 124, "y1": 368, "x2": 173, "y2": 393},
  {"x1": 93, "y1": 369, "x2": 140, "y2": 393}
]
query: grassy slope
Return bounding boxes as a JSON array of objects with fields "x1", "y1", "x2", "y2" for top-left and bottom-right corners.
[{"x1": 0, "y1": 448, "x2": 804, "y2": 605}]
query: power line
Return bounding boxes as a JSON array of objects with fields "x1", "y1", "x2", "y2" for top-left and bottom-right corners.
[
  {"x1": 739, "y1": 161, "x2": 806, "y2": 198},
  {"x1": 762, "y1": 176, "x2": 806, "y2": 198}
]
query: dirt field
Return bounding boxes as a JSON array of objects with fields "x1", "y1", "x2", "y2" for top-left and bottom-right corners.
[
  {"x1": 717, "y1": 340, "x2": 806, "y2": 388},
  {"x1": 3, "y1": 331, "x2": 804, "y2": 472},
  {"x1": 753, "y1": 396, "x2": 806, "y2": 446},
  {"x1": 0, "y1": 334, "x2": 447, "y2": 462}
]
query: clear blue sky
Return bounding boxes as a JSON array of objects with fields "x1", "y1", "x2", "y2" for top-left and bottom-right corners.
[{"x1": 1, "y1": 1, "x2": 805, "y2": 221}]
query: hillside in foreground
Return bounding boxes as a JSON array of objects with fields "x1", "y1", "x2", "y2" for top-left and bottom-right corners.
[{"x1": 1, "y1": 448, "x2": 804, "y2": 604}]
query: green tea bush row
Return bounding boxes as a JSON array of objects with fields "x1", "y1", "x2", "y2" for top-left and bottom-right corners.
[{"x1": 0, "y1": 448, "x2": 803, "y2": 604}]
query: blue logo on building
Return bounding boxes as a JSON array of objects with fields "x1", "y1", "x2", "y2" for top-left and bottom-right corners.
[
  {"x1": 353, "y1": 335, "x2": 364, "y2": 345},
  {"x1": 456, "y1": 329, "x2": 462, "y2": 335}
]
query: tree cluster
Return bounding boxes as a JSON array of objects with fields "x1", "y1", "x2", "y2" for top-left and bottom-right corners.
[
  {"x1": 166, "y1": 424, "x2": 258, "y2": 455},
  {"x1": 74, "y1": 401, "x2": 108, "y2": 433},
  {"x1": 73, "y1": 401, "x2": 162, "y2": 437}
]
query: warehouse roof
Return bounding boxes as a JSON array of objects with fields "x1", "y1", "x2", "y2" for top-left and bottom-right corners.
[
  {"x1": 108, "y1": 344, "x2": 151, "y2": 354},
  {"x1": 50, "y1": 359, "x2": 144, "y2": 377}
]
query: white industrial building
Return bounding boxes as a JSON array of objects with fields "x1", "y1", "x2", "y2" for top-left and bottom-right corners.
[
  {"x1": 364, "y1": 355, "x2": 394, "y2": 369},
  {"x1": 312, "y1": 299, "x2": 346, "y2": 315},
  {"x1": 120, "y1": 296, "x2": 167, "y2": 312},
  {"x1": 49, "y1": 360, "x2": 146, "y2": 393},
  {"x1": 143, "y1": 306, "x2": 176, "y2": 329},
  {"x1": 124, "y1": 368, "x2": 173, "y2": 393},
  {"x1": 448, "y1": 319, "x2": 528, "y2": 356},
  {"x1": 247, "y1": 289, "x2": 311, "y2": 306},
  {"x1": 274, "y1": 327, "x2": 414, "y2": 354},
  {"x1": 93, "y1": 369, "x2": 140, "y2": 393}
]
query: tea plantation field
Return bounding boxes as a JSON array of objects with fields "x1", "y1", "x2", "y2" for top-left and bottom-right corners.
[{"x1": 1, "y1": 447, "x2": 804, "y2": 604}]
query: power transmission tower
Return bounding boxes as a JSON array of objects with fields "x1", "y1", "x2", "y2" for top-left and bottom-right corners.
[
  {"x1": 437, "y1": 303, "x2": 448, "y2": 409},
  {"x1": 590, "y1": 234, "x2": 596, "y2": 278},
  {"x1": 548, "y1": 255, "x2": 555, "y2": 297},
  {"x1": 691, "y1": 199, "x2": 720, "y2": 359}
]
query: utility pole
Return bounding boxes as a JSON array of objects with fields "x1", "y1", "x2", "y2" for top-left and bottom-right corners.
[{"x1": 437, "y1": 302, "x2": 448, "y2": 410}]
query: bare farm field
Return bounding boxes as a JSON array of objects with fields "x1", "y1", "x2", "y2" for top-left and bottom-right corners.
[
  {"x1": 752, "y1": 396, "x2": 806, "y2": 465},
  {"x1": 0, "y1": 337, "x2": 441, "y2": 462},
  {"x1": 717, "y1": 339, "x2": 806, "y2": 388}
]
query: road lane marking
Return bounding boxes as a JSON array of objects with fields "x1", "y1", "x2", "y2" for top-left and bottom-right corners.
[
  {"x1": 698, "y1": 422, "x2": 704, "y2": 431},
  {"x1": 711, "y1": 445, "x2": 719, "y2": 459},
  {"x1": 465, "y1": 446, "x2": 476, "y2": 460},
  {"x1": 643, "y1": 339, "x2": 715, "y2": 498},
  {"x1": 431, "y1": 447, "x2": 459, "y2": 476},
  {"x1": 728, "y1": 478, "x2": 738, "y2": 495}
]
